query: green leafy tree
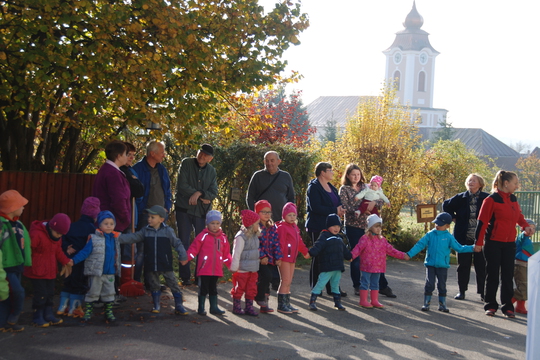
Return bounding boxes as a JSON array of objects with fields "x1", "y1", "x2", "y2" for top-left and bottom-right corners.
[
  {"x1": 431, "y1": 117, "x2": 455, "y2": 143},
  {"x1": 0, "y1": 0, "x2": 308, "y2": 172},
  {"x1": 320, "y1": 118, "x2": 339, "y2": 144},
  {"x1": 516, "y1": 154, "x2": 540, "y2": 191}
]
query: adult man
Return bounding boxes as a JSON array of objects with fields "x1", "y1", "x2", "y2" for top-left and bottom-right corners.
[
  {"x1": 132, "y1": 140, "x2": 172, "y2": 282},
  {"x1": 175, "y1": 144, "x2": 218, "y2": 285},
  {"x1": 246, "y1": 151, "x2": 295, "y2": 221}
]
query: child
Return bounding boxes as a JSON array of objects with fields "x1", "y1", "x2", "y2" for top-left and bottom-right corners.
[
  {"x1": 354, "y1": 175, "x2": 390, "y2": 216},
  {"x1": 230, "y1": 209, "x2": 261, "y2": 316},
  {"x1": 57, "y1": 196, "x2": 101, "y2": 318},
  {"x1": 71, "y1": 211, "x2": 122, "y2": 323},
  {"x1": 0, "y1": 190, "x2": 31, "y2": 332},
  {"x1": 406, "y1": 212, "x2": 475, "y2": 312},
  {"x1": 186, "y1": 210, "x2": 231, "y2": 316},
  {"x1": 275, "y1": 202, "x2": 309, "y2": 314},
  {"x1": 351, "y1": 214, "x2": 408, "y2": 309},
  {"x1": 24, "y1": 213, "x2": 73, "y2": 327},
  {"x1": 0, "y1": 243, "x2": 7, "y2": 302},
  {"x1": 513, "y1": 219, "x2": 537, "y2": 314},
  {"x1": 254, "y1": 200, "x2": 283, "y2": 313},
  {"x1": 119, "y1": 205, "x2": 189, "y2": 315},
  {"x1": 308, "y1": 214, "x2": 352, "y2": 311}
]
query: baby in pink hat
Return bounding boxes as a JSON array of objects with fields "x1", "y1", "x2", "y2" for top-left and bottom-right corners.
[{"x1": 354, "y1": 175, "x2": 390, "y2": 216}]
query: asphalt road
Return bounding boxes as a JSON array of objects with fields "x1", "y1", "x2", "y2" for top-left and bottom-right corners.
[{"x1": 0, "y1": 259, "x2": 527, "y2": 360}]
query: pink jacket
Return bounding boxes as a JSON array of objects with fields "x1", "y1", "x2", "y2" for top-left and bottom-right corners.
[
  {"x1": 276, "y1": 221, "x2": 309, "y2": 263},
  {"x1": 351, "y1": 233, "x2": 405, "y2": 273},
  {"x1": 23, "y1": 221, "x2": 71, "y2": 280},
  {"x1": 187, "y1": 228, "x2": 231, "y2": 277}
]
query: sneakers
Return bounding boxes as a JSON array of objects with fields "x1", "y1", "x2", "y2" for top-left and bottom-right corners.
[
  {"x1": 503, "y1": 310, "x2": 516, "y2": 318},
  {"x1": 454, "y1": 292, "x2": 465, "y2": 300},
  {"x1": 485, "y1": 309, "x2": 496, "y2": 317}
]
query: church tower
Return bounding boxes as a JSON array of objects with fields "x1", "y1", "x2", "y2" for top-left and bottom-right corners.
[{"x1": 383, "y1": 1, "x2": 447, "y2": 127}]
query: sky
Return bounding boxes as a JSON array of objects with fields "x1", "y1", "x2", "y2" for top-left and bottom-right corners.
[{"x1": 260, "y1": 0, "x2": 540, "y2": 152}]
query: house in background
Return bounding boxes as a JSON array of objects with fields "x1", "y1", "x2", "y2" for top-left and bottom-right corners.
[{"x1": 307, "y1": 1, "x2": 520, "y2": 170}]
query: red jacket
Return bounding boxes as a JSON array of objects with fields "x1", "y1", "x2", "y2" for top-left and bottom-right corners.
[
  {"x1": 475, "y1": 190, "x2": 529, "y2": 246},
  {"x1": 187, "y1": 228, "x2": 231, "y2": 277},
  {"x1": 276, "y1": 221, "x2": 309, "y2": 263},
  {"x1": 24, "y1": 221, "x2": 71, "y2": 279}
]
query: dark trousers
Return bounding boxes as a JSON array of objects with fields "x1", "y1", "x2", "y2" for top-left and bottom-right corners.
[
  {"x1": 31, "y1": 279, "x2": 56, "y2": 309},
  {"x1": 456, "y1": 251, "x2": 486, "y2": 296},
  {"x1": 256, "y1": 264, "x2": 273, "y2": 302},
  {"x1": 197, "y1": 276, "x2": 218, "y2": 296},
  {"x1": 483, "y1": 240, "x2": 515, "y2": 312},
  {"x1": 308, "y1": 231, "x2": 321, "y2": 289},
  {"x1": 424, "y1": 266, "x2": 448, "y2": 296},
  {"x1": 61, "y1": 262, "x2": 88, "y2": 295},
  {"x1": 176, "y1": 211, "x2": 205, "y2": 282},
  {"x1": 345, "y1": 226, "x2": 364, "y2": 290}
]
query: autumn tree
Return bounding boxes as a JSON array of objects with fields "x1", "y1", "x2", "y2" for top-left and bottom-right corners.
[
  {"x1": 0, "y1": 0, "x2": 308, "y2": 172},
  {"x1": 320, "y1": 86, "x2": 421, "y2": 236},
  {"x1": 516, "y1": 154, "x2": 540, "y2": 191}
]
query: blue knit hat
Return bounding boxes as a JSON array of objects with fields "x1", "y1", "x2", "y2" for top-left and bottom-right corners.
[
  {"x1": 97, "y1": 210, "x2": 115, "y2": 227},
  {"x1": 206, "y1": 210, "x2": 222, "y2": 225},
  {"x1": 326, "y1": 214, "x2": 341, "y2": 228}
]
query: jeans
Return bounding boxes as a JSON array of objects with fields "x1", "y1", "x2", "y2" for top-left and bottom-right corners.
[
  {"x1": 345, "y1": 226, "x2": 364, "y2": 290},
  {"x1": 424, "y1": 266, "x2": 448, "y2": 296},
  {"x1": 176, "y1": 211, "x2": 205, "y2": 281},
  {"x1": 360, "y1": 272, "x2": 380, "y2": 290},
  {"x1": 0, "y1": 272, "x2": 25, "y2": 325}
]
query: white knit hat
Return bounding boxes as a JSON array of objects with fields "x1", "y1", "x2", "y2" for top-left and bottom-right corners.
[{"x1": 366, "y1": 214, "x2": 383, "y2": 231}]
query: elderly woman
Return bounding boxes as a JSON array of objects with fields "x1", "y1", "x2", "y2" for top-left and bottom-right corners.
[
  {"x1": 475, "y1": 170, "x2": 532, "y2": 318},
  {"x1": 443, "y1": 173, "x2": 489, "y2": 301},
  {"x1": 306, "y1": 162, "x2": 346, "y2": 295}
]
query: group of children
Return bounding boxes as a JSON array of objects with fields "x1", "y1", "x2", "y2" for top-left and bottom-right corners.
[{"x1": 1, "y1": 186, "x2": 536, "y2": 332}]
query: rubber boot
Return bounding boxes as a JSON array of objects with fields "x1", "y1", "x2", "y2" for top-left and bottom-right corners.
[
  {"x1": 232, "y1": 298, "x2": 245, "y2": 315},
  {"x1": 151, "y1": 291, "x2": 161, "y2": 313},
  {"x1": 359, "y1": 290, "x2": 373, "y2": 308},
  {"x1": 333, "y1": 293, "x2": 346, "y2": 311},
  {"x1": 422, "y1": 295, "x2": 431, "y2": 311},
  {"x1": 438, "y1": 296, "x2": 449, "y2": 313},
  {"x1": 68, "y1": 294, "x2": 85, "y2": 318},
  {"x1": 209, "y1": 295, "x2": 225, "y2": 315},
  {"x1": 370, "y1": 290, "x2": 384, "y2": 309},
  {"x1": 286, "y1": 294, "x2": 299, "y2": 313},
  {"x1": 244, "y1": 299, "x2": 258, "y2": 316},
  {"x1": 104, "y1": 302, "x2": 116, "y2": 322},
  {"x1": 173, "y1": 292, "x2": 188, "y2": 315},
  {"x1": 32, "y1": 308, "x2": 50, "y2": 328},
  {"x1": 56, "y1": 292, "x2": 70, "y2": 315},
  {"x1": 515, "y1": 300, "x2": 527, "y2": 314},
  {"x1": 265, "y1": 294, "x2": 274, "y2": 312},
  {"x1": 198, "y1": 295, "x2": 207, "y2": 316},
  {"x1": 83, "y1": 301, "x2": 94, "y2": 321},
  {"x1": 277, "y1": 294, "x2": 292, "y2": 314},
  {"x1": 44, "y1": 306, "x2": 64, "y2": 325},
  {"x1": 309, "y1": 293, "x2": 318, "y2": 311}
]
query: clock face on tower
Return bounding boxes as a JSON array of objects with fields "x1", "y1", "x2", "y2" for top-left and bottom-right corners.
[
  {"x1": 419, "y1": 52, "x2": 428, "y2": 65},
  {"x1": 393, "y1": 52, "x2": 402, "y2": 64}
]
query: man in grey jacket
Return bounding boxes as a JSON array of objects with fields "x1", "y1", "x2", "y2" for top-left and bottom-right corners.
[{"x1": 175, "y1": 144, "x2": 218, "y2": 285}]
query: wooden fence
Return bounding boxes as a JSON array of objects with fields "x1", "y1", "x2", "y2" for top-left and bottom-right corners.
[{"x1": 0, "y1": 171, "x2": 96, "y2": 226}]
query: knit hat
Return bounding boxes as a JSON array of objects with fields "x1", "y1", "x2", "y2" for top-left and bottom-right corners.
[
  {"x1": 146, "y1": 205, "x2": 167, "y2": 219},
  {"x1": 255, "y1": 200, "x2": 272, "y2": 214},
  {"x1": 432, "y1": 212, "x2": 452, "y2": 226},
  {"x1": 0, "y1": 190, "x2": 28, "y2": 214},
  {"x1": 370, "y1": 175, "x2": 383, "y2": 187},
  {"x1": 282, "y1": 202, "x2": 297, "y2": 219},
  {"x1": 326, "y1": 214, "x2": 341, "y2": 228},
  {"x1": 206, "y1": 210, "x2": 222, "y2": 225},
  {"x1": 97, "y1": 210, "x2": 116, "y2": 227},
  {"x1": 241, "y1": 209, "x2": 259, "y2": 228},
  {"x1": 80, "y1": 197, "x2": 101, "y2": 219},
  {"x1": 48, "y1": 213, "x2": 71, "y2": 235},
  {"x1": 366, "y1": 214, "x2": 383, "y2": 231}
]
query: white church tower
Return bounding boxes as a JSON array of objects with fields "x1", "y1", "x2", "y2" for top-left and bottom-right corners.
[{"x1": 383, "y1": 1, "x2": 448, "y2": 127}]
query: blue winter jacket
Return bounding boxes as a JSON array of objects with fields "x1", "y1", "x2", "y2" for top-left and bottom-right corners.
[
  {"x1": 305, "y1": 178, "x2": 342, "y2": 233},
  {"x1": 132, "y1": 157, "x2": 172, "y2": 216},
  {"x1": 407, "y1": 229, "x2": 474, "y2": 268}
]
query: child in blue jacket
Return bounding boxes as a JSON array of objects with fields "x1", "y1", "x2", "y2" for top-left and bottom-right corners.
[
  {"x1": 513, "y1": 219, "x2": 536, "y2": 314},
  {"x1": 407, "y1": 212, "x2": 477, "y2": 313}
]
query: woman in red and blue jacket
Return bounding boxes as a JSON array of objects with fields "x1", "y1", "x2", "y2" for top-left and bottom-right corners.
[{"x1": 475, "y1": 170, "x2": 532, "y2": 318}]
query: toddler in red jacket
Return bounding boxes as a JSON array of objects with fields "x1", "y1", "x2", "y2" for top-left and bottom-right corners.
[
  {"x1": 24, "y1": 213, "x2": 73, "y2": 328},
  {"x1": 187, "y1": 210, "x2": 231, "y2": 316}
]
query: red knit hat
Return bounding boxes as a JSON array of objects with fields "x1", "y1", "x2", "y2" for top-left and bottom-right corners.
[
  {"x1": 241, "y1": 209, "x2": 260, "y2": 228},
  {"x1": 0, "y1": 190, "x2": 28, "y2": 214},
  {"x1": 282, "y1": 202, "x2": 297, "y2": 220},
  {"x1": 255, "y1": 200, "x2": 272, "y2": 214},
  {"x1": 80, "y1": 197, "x2": 101, "y2": 219},
  {"x1": 48, "y1": 213, "x2": 71, "y2": 235}
]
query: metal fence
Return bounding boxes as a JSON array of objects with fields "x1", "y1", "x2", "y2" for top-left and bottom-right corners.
[{"x1": 516, "y1": 191, "x2": 540, "y2": 243}]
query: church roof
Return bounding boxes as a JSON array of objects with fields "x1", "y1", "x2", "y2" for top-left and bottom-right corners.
[
  {"x1": 384, "y1": 2, "x2": 438, "y2": 53},
  {"x1": 306, "y1": 96, "x2": 376, "y2": 128}
]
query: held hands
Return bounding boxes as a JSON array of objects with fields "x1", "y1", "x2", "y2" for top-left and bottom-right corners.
[
  {"x1": 60, "y1": 261, "x2": 73, "y2": 278},
  {"x1": 403, "y1": 254, "x2": 410, "y2": 261},
  {"x1": 303, "y1": 253, "x2": 311, "y2": 259},
  {"x1": 180, "y1": 260, "x2": 189, "y2": 266},
  {"x1": 474, "y1": 245, "x2": 483, "y2": 253},
  {"x1": 275, "y1": 260, "x2": 282, "y2": 267},
  {"x1": 260, "y1": 257, "x2": 269, "y2": 266},
  {"x1": 524, "y1": 226, "x2": 533, "y2": 237}
]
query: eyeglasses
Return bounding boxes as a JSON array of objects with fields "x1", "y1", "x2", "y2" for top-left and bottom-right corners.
[
  {"x1": 259, "y1": 211, "x2": 272, "y2": 215},
  {"x1": 326, "y1": 169, "x2": 334, "y2": 172}
]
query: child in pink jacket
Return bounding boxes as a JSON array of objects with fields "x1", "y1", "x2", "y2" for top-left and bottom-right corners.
[
  {"x1": 187, "y1": 210, "x2": 231, "y2": 316},
  {"x1": 351, "y1": 214, "x2": 409, "y2": 309}
]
